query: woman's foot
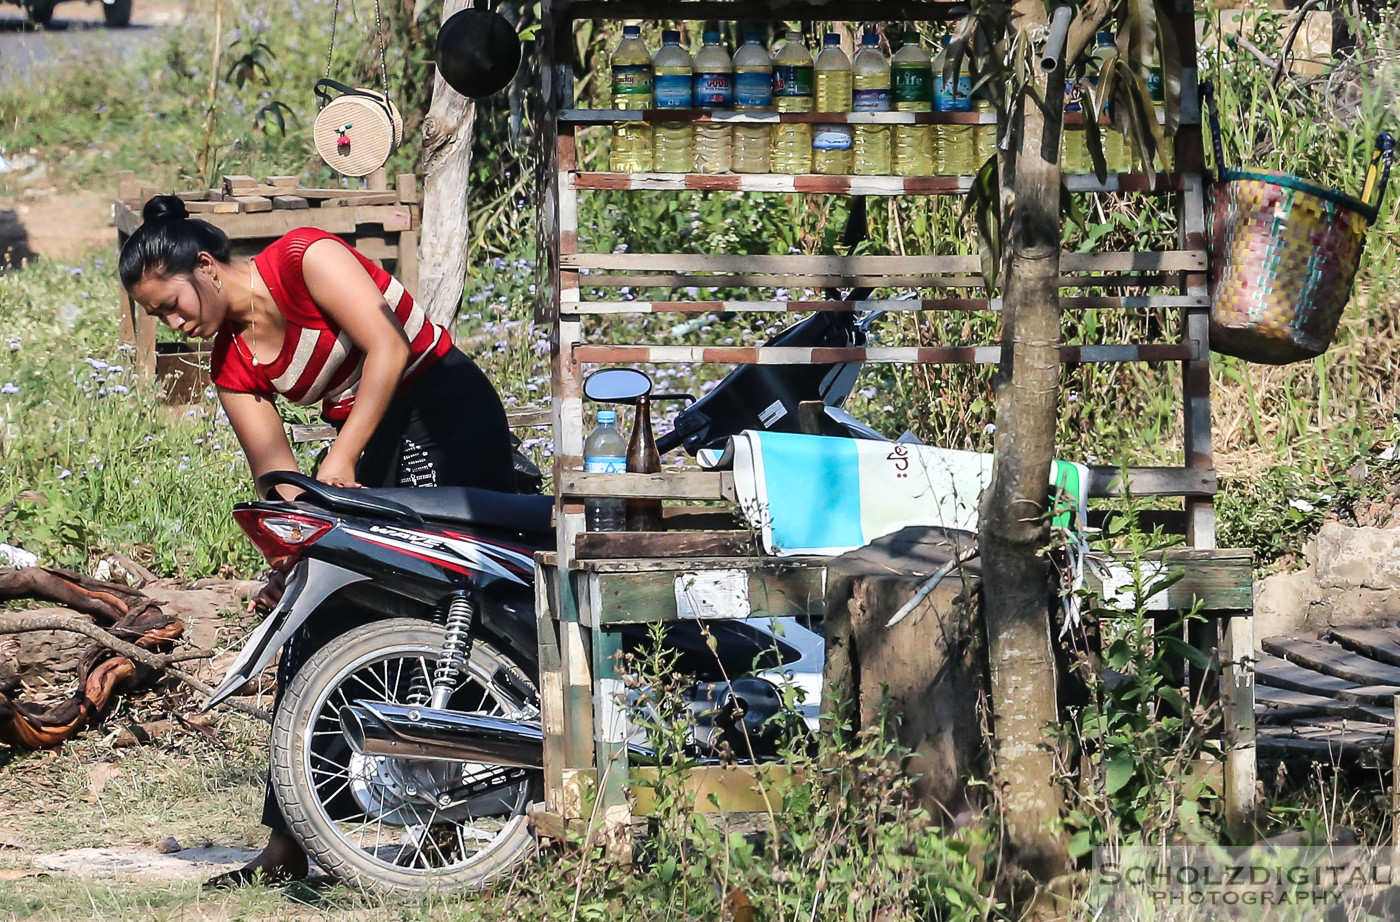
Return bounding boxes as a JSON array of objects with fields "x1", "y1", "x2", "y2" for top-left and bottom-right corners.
[{"x1": 202, "y1": 832, "x2": 309, "y2": 889}]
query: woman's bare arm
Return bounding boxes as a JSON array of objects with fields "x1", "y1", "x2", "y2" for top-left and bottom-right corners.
[{"x1": 219, "y1": 388, "x2": 300, "y2": 498}]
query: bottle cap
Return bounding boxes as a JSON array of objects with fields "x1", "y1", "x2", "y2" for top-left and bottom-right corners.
[
  {"x1": 786, "y1": 30, "x2": 801, "y2": 41},
  {"x1": 662, "y1": 29, "x2": 680, "y2": 43},
  {"x1": 1096, "y1": 31, "x2": 1114, "y2": 44},
  {"x1": 744, "y1": 29, "x2": 761, "y2": 43},
  {"x1": 861, "y1": 31, "x2": 879, "y2": 45},
  {"x1": 623, "y1": 25, "x2": 640, "y2": 36},
  {"x1": 941, "y1": 34, "x2": 952, "y2": 46},
  {"x1": 598, "y1": 410, "x2": 617, "y2": 425},
  {"x1": 702, "y1": 30, "x2": 720, "y2": 43},
  {"x1": 823, "y1": 33, "x2": 841, "y2": 45}
]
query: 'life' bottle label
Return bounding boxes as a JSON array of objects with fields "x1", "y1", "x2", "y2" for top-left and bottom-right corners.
[{"x1": 892, "y1": 65, "x2": 932, "y2": 106}]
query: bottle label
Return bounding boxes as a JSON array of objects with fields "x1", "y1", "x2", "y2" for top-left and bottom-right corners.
[
  {"x1": 1064, "y1": 77, "x2": 1085, "y2": 114},
  {"x1": 852, "y1": 87, "x2": 891, "y2": 112},
  {"x1": 813, "y1": 125, "x2": 854, "y2": 150},
  {"x1": 734, "y1": 70, "x2": 773, "y2": 107},
  {"x1": 1146, "y1": 69, "x2": 1163, "y2": 102},
  {"x1": 773, "y1": 65, "x2": 814, "y2": 98},
  {"x1": 935, "y1": 75, "x2": 972, "y2": 112},
  {"x1": 584, "y1": 457, "x2": 627, "y2": 474},
  {"x1": 655, "y1": 73, "x2": 693, "y2": 108},
  {"x1": 892, "y1": 65, "x2": 932, "y2": 105},
  {"x1": 693, "y1": 71, "x2": 733, "y2": 107},
  {"x1": 612, "y1": 63, "x2": 653, "y2": 96}
]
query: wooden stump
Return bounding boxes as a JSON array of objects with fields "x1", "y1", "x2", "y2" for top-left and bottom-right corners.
[{"x1": 823, "y1": 527, "x2": 987, "y2": 821}]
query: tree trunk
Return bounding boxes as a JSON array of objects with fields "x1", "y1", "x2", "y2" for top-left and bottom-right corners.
[
  {"x1": 977, "y1": 5, "x2": 1071, "y2": 892},
  {"x1": 413, "y1": 0, "x2": 476, "y2": 327}
]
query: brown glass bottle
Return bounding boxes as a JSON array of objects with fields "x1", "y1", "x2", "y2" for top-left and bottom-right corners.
[{"x1": 625, "y1": 396, "x2": 663, "y2": 531}]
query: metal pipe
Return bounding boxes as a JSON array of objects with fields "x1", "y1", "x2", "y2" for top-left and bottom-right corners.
[
  {"x1": 341, "y1": 701, "x2": 546, "y2": 768},
  {"x1": 1040, "y1": 6, "x2": 1075, "y2": 73}
]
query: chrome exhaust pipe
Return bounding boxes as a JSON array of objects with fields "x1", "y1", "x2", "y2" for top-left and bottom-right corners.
[{"x1": 340, "y1": 701, "x2": 544, "y2": 768}]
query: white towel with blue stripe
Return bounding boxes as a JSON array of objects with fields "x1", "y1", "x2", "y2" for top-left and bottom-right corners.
[{"x1": 722, "y1": 431, "x2": 1088, "y2": 558}]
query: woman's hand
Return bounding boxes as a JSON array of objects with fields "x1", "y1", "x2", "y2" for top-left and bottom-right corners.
[{"x1": 315, "y1": 458, "x2": 361, "y2": 489}]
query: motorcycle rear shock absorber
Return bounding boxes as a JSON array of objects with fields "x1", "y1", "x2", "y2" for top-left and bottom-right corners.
[{"x1": 431, "y1": 592, "x2": 475, "y2": 709}]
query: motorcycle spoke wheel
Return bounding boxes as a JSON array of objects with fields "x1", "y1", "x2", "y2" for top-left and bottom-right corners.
[{"x1": 271, "y1": 618, "x2": 540, "y2": 893}]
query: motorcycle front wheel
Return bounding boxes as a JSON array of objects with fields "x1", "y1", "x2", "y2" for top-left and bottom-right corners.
[{"x1": 270, "y1": 618, "x2": 539, "y2": 894}]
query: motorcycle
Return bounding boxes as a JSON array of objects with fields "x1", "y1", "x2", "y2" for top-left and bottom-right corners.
[{"x1": 204, "y1": 197, "x2": 901, "y2": 892}]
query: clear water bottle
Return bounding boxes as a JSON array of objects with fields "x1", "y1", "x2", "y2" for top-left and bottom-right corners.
[
  {"x1": 653, "y1": 30, "x2": 694, "y2": 173},
  {"x1": 933, "y1": 33, "x2": 973, "y2": 174},
  {"x1": 610, "y1": 25, "x2": 653, "y2": 173},
  {"x1": 852, "y1": 31, "x2": 891, "y2": 176},
  {"x1": 732, "y1": 29, "x2": 773, "y2": 174},
  {"x1": 692, "y1": 29, "x2": 734, "y2": 174},
  {"x1": 584, "y1": 409, "x2": 627, "y2": 532},
  {"x1": 891, "y1": 30, "x2": 933, "y2": 176},
  {"x1": 812, "y1": 33, "x2": 852, "y2": 175},
  {"x1": 771, "y1": 30, "x2": 813, "y2": 174}
]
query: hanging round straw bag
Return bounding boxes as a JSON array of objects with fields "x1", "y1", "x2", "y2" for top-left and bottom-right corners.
[
  {"x1": 313, "y1": 79, "x2": 404, "y2": 177},
  {"x1": 1202, "y1": 85, "x2": 1395, "y2": 365}
]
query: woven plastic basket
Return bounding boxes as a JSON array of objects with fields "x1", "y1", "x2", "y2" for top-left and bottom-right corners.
[
  {"x1": 1202, "y1": 84, "x2": 1394, "y2": 365},
  {"x1": 1208, "y1": 170, "x2": 1376, "y2": 364}
]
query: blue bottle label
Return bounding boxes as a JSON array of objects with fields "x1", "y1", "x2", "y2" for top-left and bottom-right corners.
[
  {"x1": 585, "y1": 457, "x2": 627, "y2": 473},
  {"x1": 655, "y1": 73, "x2": 693, "y2": 108},
  {"x1": 813, "y1": 125, "x2": 854, "y2": 150},
  {"x1": 852, "y1": 87, "x2": 891, "y2": 112},
  {"x1": 693, "y1": 71, "x2": 733, "y2": 107},
  {"x1": 734, "y1": 70, "x2": 773, "y2": 107},
  {"x1": 935, "y1": 75, "x2": 972, "y2": 111}
]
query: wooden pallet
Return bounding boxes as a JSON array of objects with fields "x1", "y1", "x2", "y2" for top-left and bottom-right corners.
[
  {"x1": 113, "y1": 169, "x2": 421, "y2": 381},
  {"x1": 1255, "y1": 626, "x2": 1400, "y2": 765}
]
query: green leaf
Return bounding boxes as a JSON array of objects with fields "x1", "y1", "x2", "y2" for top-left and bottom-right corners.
[
  {"x1": 1158, "y1": 634, "x2": 1212, "y2": 672},
  {"x1": 1068, "y1": 827, "x2": 1096, "y2": 858},
  {"x1": 1105, "y1": 756, "x2": 1137, "y2": 795}
]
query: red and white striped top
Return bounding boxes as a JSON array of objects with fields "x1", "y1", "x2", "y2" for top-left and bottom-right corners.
[{"x1": 211, "y1": 228, "x2": 452, "y2": 422}]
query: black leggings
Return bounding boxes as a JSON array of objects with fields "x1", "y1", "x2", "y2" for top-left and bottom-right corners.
[{"x1": 262, "y1": 346, "x2": 516, "y2": 833}]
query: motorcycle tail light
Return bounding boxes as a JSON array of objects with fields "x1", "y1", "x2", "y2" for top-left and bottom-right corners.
[{"x1": 233, "y1": 508, "x2": 334, "y2": 570}]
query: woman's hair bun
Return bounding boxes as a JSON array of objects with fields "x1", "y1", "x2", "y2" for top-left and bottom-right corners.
[{"x1": 141, "y1": 194, "x2": 189, "y2": 224}]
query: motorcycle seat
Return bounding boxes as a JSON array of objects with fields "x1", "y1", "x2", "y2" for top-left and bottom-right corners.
[
  {"x1": 256, "y1": 471, "x2": 553, "y2": 535},
  {"x1": 359, "y1": 486, "x2": 554, "y2": 534}
]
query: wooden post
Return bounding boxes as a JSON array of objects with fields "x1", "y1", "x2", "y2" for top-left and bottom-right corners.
[{"x1": 1392, "y1": 694, "x2": 1399, "y2": 870}]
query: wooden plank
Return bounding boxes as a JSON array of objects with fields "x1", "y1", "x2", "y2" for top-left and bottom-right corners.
[
  {"x1": 175, "y1": 190, "x2": 209, "y2": 202},
  {"x1": 367, "y1": 167, "x2": 389, "y2": 192},
  {"x1": 232, "y1": 195, "x2": 272, "y2": 213},
  {"x1": 115, "y1": 170, "x2": 139, "y2": 202},
  {"x1": 587, "y1": 565, "x2": 826, "y2": 626},
  {"x1": 660, "y1": 506, "x2": 743, "y2": 530},
  {"x1": 566, "y1": 0, "x2": 960, "y2": 22},
  {"x1": 355, "y1": 205, "x2": 414, "y2": 231},
  {"x1": 112, "y1": 199, "x2": 140, "y2": 236},
  {"x1": 355, "y1": 237, "x2": 396, "y2": 262},
  {"x1": 1087, "y1": 466, "x2": 1216, "y2": 498},
  {"x1": 631, "y1": 764, "x2": 792, "y2": 814},
  {"x1": 563, "y1": 251, "x2": 1206, "y2": 274},
  {"x1": 1323, "y1": 627, "x2": 1400, "y2": 669},
  {"x1": 271, "y1": 195, "x2": 310, "y2": 210},
  {"x1": 560, "y1": 471, "x2": 735, "y2": 502},
  {"x1": 575, "y1": 555, "x2": 827, "y2": 574},
  {"x1": 564, "y1": 295, "x2": 1207, "y2": 315},
  {"x1": 266, "y1": 175, "x2": 301, "y2": 189},
  {"x1": 1262, "y1": 637, "x2": 1400, "y2": 688},
  {"x1": 1254, "y1": 654, "x2": 1359, "y2": 697},
  {"x1": 323, "y1": 192, "x2": 400, "y2": 207},
  {"x1": 584, "y1": 272, "x2": 1189, "y2": 290},
  {"x1": 186, "y1": 200, "x2": 240, "y2": 214},
  {"x1": 221, "y1": 174, "x2": 259, "y2": 195},
  {"x1": 572, "y1": 344, "x2": 1194, "y2": 366},
  {"x1": 575, "y1": 530, "x2": 756, "y2": 560},
  {"x1": 208, "y1": 208, "x2": 357, "y2": 238},
  {"x1": 395, "y1": 173, "x2": 420, "y2": 204},
  {"x1": 1257, "y1": 732, "x2": 1391, "y2": 762},
  {"x1": 396, "y1": 229, "x2": 419, "y2": 296},
  {"x1": 1255, "y1": 686, "x2": 1392, "y2": 723}
]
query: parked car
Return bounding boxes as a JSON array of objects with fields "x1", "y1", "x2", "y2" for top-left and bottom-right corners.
[{"x1": 12, "y1": 0, "x2": 131, "y2": 27}]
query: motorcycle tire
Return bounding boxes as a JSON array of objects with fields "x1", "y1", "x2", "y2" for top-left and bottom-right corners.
[
  {"x1": 26, "y1": 1, "x2": 55, "y2": 25},
  {"x1": 103, "y1": 0, "x2": 132, "y2": 27},
  {"x1": 270, "y1": 618, "x2": 539, "y2": 894}
]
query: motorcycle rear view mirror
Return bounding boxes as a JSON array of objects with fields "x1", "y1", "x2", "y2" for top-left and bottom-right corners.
[{"x1": 583, "y1": 368, "x2": 652, "y2": 404}]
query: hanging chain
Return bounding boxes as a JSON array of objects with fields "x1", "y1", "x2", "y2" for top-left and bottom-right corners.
[{"x1": 324, "y1": 0, "x2": 392, "y2": 103}]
